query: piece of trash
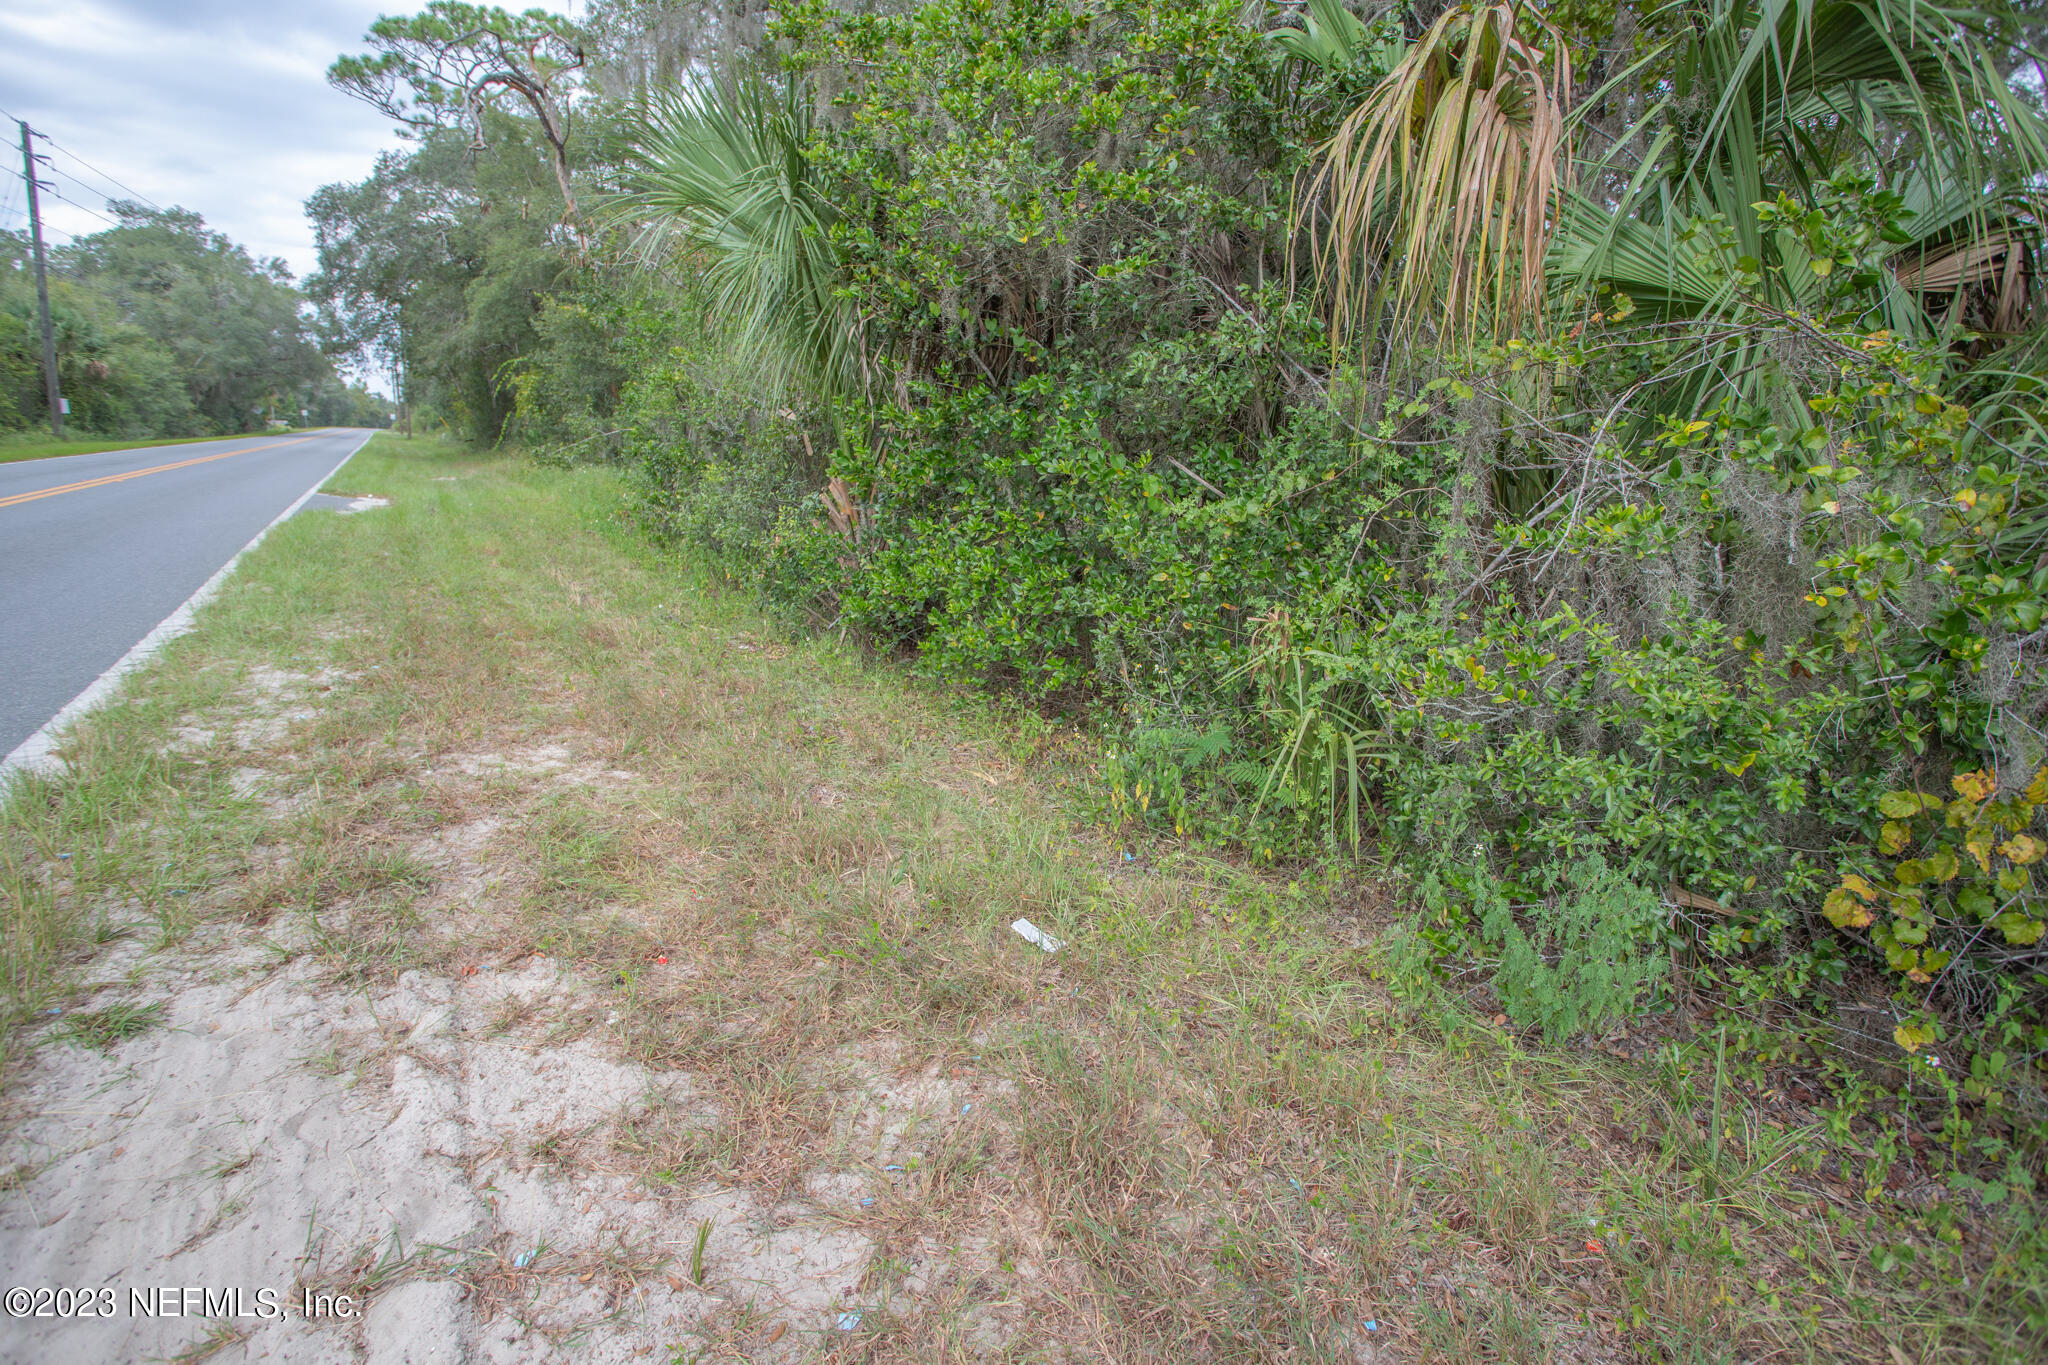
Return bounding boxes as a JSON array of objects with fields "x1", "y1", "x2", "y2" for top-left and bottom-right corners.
[
  {"x1": 1121, "y1": 851, "x2": 1135, "y2": 862},
  {"x1": 859, "y1": 1197, "x2": 874, "y2": 1207},
  {"x1": 513, "y1": 1250, "x2": 538, "y2": 1269},
  {"x1": 1010, "y1": 918, "x2": 1064, "y2": 953},
  {"x1": 44, "y1": 1008, "x2": 61, "y2": 1016},
  {"x1": 654, "y1": 955, "x2": 669, "y2": 965},
  {"x1": 881, "y1": 1164, "x2": 904, "y2": 1173},
  {"x1": 961, "y1": 1103, "x2": 973, "y2": 1114},
  {"x1": 56, "y1": 853, "x2": 71, "y2": 861},
  {"x1": 835, "y1": 1310, "x2": 863, "y2": 1331},
  {"x1": 1364, "y1": 1319, "x2": 1378, "y2": 1332}
]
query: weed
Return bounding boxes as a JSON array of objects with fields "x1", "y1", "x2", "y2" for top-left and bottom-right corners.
[
  {"x1": 689, "y1": 1217, "x2": 711, "y2": 1285},
  {"x1": 167, "y1": 1321, "x2": 250, "y2": 1364},
  {"x1": 62, "y1": 1001, "x2": 168, "y2": 1051}
]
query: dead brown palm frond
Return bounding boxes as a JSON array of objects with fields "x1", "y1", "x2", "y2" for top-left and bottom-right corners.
[
  {"x1": 1894, "y1": 231, "x2": 2036, "y2": 338},
  {"x1": 1296, "y1": 1, "x2": 1570, "y2": 359}
]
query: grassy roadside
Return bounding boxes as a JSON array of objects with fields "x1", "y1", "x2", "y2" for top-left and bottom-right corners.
[
  {"x1": 0, "y1": 429, "x2": 334, "y2": 465},
  {"x1": 3, "y1": 433, "x2": 2043, "y2": 1360}
]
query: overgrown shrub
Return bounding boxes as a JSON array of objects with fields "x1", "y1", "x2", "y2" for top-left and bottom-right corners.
[{"x1": 593, "y1": 0, "x2": 2048, "y2": 1150}]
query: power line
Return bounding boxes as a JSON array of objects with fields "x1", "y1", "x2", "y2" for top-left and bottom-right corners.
[
  {"x1": 37, "y1": 160, "x2": 146, "y2": 236},
  {"x1": 0, "y1": 106, "x2": 169, "y2": 220},
  {"x1": 36, "y1": 184, "x2": 121, "y2": 232},
  {"x1": 39, "y1": 138, "x2": 164, "y2": 213},
  {"x1": 39, "y1": 160, "x2": 118, "y2": 214}
]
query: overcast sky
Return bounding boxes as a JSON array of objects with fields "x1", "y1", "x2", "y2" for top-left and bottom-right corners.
[{"x1": 0, "y1": 0, "x2": 575, "y2": 283}]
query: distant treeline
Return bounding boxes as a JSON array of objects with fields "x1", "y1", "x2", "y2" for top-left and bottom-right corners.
[{"x1": 0, "y1": 204, "x2": 391, "y2": 438}]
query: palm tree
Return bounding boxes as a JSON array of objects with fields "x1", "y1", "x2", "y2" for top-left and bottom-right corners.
[
  {"x1": 1287, "y1": 0, "x2": 2046, "y2": 389},
  {"x1": 1548, "y1": 0, "x2": 2046, "y2": 409},
  {"x1": 1292, "y1": 0, "x2": 1574, "y2": 354},
  {"x1": 611, "y1": 71, "x2": 859, "y2": 402}
]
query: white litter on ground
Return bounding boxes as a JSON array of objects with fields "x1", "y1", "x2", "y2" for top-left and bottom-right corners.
[{"x1": 1009, "y1": 918, "x2": 1064, "y2": 953}]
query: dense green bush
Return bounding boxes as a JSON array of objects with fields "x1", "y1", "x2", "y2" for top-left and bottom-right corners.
[{"x1": 435, "y1": 0, "x2": 2048, "y2": 1154}]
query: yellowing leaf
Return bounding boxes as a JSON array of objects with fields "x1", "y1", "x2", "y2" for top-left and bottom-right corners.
[
  {"x1": 1878, "y1": 790, "x2": 1939, "y2": 819},
  {"x1": 1953, "y1": 769, "x2": 1996, "y2": 802},
  {"x1": 1841, "y1": 874, "x2": 1878, "y2": 902},
  {"x1": 1965, "y1": 831, "x2": 1994, "y2": 874},
  {"x1": 1894, "y1": 1021, "x2": 1935, "y2": 1051},
  {"x1": 2025, "y1": 768, "x2": 2048, "y2": 805},
  {"x1": 1956, "y1": 487, "x2": 1979, "y2": 509},
  {"x1": 1999, "y1": 834, "x2": 2045, "y2": 866},
  {"x1": 1823, "y1": 889, "x2": 1874, "y2": 929},
  {"x1": 1879, "y1": 821, "x2": 1911, "y2": 855}
]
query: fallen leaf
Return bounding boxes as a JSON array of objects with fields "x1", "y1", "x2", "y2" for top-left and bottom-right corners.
[
  {"x1": 766, "y1": 1323, "x2": 787, "y2": 1344},
  {"x1": 666, "y1": 1275, "x2": 686, "y2": 1293}
]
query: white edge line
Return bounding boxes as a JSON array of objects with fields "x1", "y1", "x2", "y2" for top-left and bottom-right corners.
[{"x1": 1, "y1": 429, "x2": 379, "y2": 788}]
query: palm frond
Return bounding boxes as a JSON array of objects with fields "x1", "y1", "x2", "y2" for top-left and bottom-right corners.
[
  {"x1": 1265, "y1": 0, "x2": 1370, "y2": 74},
  {"x1": 1550, "y1": 0, "x2": 2048, "y2": 413},
  {"x1": 1297, "y1": 1, "x2": 1573, "y2": 354},
  {"x1": 610, "y1": 73, "x2": 858, "y2": 401}
]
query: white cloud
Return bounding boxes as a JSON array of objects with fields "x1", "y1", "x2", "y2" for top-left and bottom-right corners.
[{"x1": 0, "y1": 0, "x2": 577, "y2": 282}]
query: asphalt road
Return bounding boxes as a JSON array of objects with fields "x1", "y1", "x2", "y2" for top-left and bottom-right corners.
[{"x1": 0, "y1": 428, "x2": 376, "y2": 762}]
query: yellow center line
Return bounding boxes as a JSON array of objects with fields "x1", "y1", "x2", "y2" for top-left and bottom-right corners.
[{"x1": 0, "y1": 433, "x2": 329, "y2": 511}]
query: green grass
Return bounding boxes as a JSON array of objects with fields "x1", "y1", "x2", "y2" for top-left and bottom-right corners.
[
  {"x1": 3, "y1": 433, "x2": 2043, "y2": 1360},
  {"x1": 0, "y1": 429, "x2": 331, "y2": 465},
  {"x1": 62, "y1": 1000, "x2": 167, "y2": 1051}
]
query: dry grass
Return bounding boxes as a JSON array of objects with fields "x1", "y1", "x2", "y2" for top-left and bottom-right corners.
[{"x1": 3, "y1": 434, "x2": 2044, "y2": 1361}]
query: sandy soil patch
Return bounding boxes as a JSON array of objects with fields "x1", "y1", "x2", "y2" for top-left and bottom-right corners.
[
  {"x1": 2, "y1": 671, "x2": 1025, "y2": 1362},
  {"x1": 0, "y1": 933, "x2": 1021, "y2": 1363}
]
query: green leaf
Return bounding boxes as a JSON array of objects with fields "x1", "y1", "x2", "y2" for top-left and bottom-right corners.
[{"x1": 1878, "y1": 790, "x2": 1933, "y2": 818}]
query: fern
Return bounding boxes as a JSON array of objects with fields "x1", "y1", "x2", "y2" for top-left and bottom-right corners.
[{"x1": 1425, "y1": 856, "x2": 1668, "y2": 1042}]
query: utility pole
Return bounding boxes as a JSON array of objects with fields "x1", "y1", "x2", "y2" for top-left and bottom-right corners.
[
  {"x1": 393, "y1": 337, "x2": 410, "y2": 437},
  {"x1": 19, "y1": 121, "x2": 63, "y2": 439}
]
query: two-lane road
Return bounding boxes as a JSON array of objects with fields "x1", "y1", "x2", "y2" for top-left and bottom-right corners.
[{"x1": 1, "y1": 428, "x2": 375, "y2": 765}]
